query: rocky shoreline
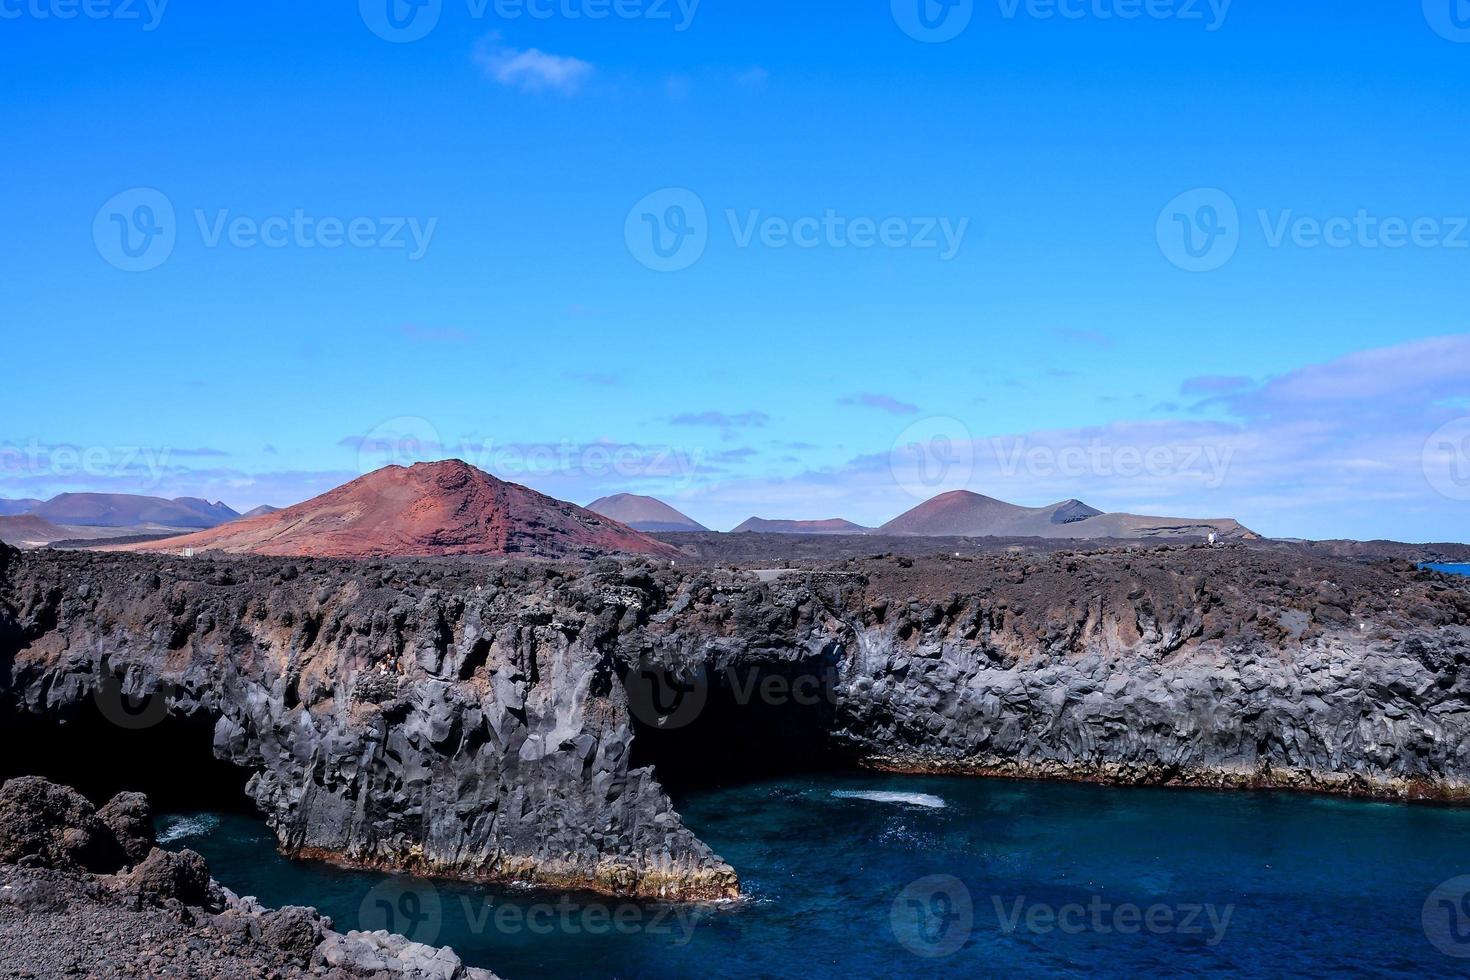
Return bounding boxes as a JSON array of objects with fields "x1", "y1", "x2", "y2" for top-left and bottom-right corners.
[
  {"x1": 1, "y1": 542, "x2": 1468, "y2": 905},
  {"x1": 0, "y1": 776, "x2": 498, "y2": 978}
]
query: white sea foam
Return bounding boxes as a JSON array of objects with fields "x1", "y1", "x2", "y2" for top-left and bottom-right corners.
[
  {"x1": 830, "y1": 790, "x2": 946, "y2": 809},
  {"x1": 157, "y1": 814, "x2": 220, "y2": 844}
]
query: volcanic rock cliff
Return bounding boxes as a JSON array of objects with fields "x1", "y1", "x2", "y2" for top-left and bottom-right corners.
[{"x1": 1, "y1": 542, "x2": 1468, "y2": 902}]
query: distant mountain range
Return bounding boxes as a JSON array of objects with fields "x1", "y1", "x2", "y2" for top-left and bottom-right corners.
[
  {"x1": 122, "y1": 461, "x2": 677, "y2": 559},
  {"x1": 587, "y1": 494, "x2": 706, "y2": 532},
  {"x1": 0, "y1": 493, "x2": 240, "y2": 529},
  {"x1": 697, "y1": 489, "x2": 1251, "y2": 540},
  {"x1": 0, "y1": 498, "x2": 43, "y2": 517},
  {"x1": 2, "y1": 476, "x2": 1254, "y2": 554}
]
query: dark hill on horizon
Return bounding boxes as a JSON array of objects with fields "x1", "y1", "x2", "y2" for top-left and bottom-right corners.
[
  {"x1": 882, "y1": 490, "x2": 1254, "y2": 540},
  {"x1": 731, "y1": 517, "x2": 875, "y2": 535},
  {"x1": 587, "y1": 494, "x2": 707, "y2": 532}
]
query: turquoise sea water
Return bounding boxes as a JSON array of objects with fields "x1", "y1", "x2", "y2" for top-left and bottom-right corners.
[{"x1": 160, "y1": 773, "x2": 1470, "y2": 977}]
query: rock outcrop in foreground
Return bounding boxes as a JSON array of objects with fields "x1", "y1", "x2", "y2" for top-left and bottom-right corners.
[
  {"x1": 1, "y1": 541, "x2": 1468, "y2": 903},
  {"x1": 0, "y1": 777, "x2": 498, "y2": 979}
]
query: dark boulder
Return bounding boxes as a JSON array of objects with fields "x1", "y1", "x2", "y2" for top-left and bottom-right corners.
[
  {"x1": 120, "y1": 847, "x2": 213, "y2": 907},
  {"x1": 0, "y1": 777, "x2": 123, "y2": 873},
  {"x1": 96, "y1": 791, "x2": 156, "y2": 866},
  {"x1": 259, "y1": 906, "x2": 327, "y2": 965}
]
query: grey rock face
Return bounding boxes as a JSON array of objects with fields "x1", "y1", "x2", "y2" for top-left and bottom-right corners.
[
  {"x1": 315, "y1": 929, "x2": 497, "y2": 979},
  {"x1": 0, "y1": 544, "x2": 1467, "y2": 902}
]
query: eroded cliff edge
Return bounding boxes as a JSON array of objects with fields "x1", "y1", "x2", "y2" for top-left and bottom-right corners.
[{"x1": 0, "y1": 543, "x2": 1467, "y2": 901}]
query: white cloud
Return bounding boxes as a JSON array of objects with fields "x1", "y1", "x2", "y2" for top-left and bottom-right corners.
[
  {"x1": 475, "y1": 37, "x2": 593, "y2": 95},
  {"x1": 735, "y1": 66, "x2": 769, "y2": 90}
]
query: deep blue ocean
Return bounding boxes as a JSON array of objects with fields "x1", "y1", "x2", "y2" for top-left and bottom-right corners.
[
  {"x1": 161, "y1": 771, "x2": 1470, "y2": 978},
  {"x1": 1424, "y1": 563, "x2": 1470, "y2": 578}
]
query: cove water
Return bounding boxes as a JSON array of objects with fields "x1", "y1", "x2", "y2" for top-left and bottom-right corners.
[
  {"x1": 160, "y1": 773, "x2": 1470, "y2": 977},
  {"x1": 1424, "y1": 563, "x2": 1470, "y2": 577}
]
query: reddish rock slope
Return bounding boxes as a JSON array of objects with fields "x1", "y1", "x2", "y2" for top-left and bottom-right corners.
[{"x1": 123, "y1": 461, "x2": 678, "y2": 559}]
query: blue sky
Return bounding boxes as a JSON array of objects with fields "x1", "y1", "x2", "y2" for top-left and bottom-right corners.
[{"x1": 2, "y1": 1, "x2": 1468, "y2": 540}]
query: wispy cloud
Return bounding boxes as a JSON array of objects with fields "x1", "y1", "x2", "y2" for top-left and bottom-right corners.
[
  {"x1": 735, "y1": 66, "x2": 769, "y2": 90},
  {"x1": 475, "y1": 35, "x2": 593, "y2": 95},
  {"x1": 566, "y1": 370, "x2": 621, "y2": 387},
  {"x1": 1051, "y1": 327, "x2": 1113, "y2": 349},
  {"x1": 839, "y1": 393, "x2": 919, "y2": 415},
  {"x1": 339, "y1": 435, "x2": 446, "y2": 454},
  {"x1": 1181, "y1": 375, "x2": 1252, "y2": 397},
  {"x1": 401, "y1": 324, "x2": 473, "y2": 344},
  {"x1": 672, "y1": 411, "x2": 770, "y2": 428}
]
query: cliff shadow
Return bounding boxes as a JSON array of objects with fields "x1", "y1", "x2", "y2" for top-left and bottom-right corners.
[
  {"x1": 624, "y1": 647, "x2": 859, "y2": 789},
  {"x1": 0, "y1": 692, "x2": 254, "y2": 812}
]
